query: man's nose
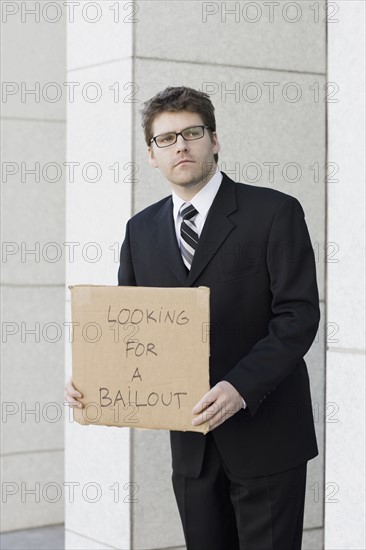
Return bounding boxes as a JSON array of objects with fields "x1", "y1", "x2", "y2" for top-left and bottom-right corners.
[{"x1": 175, "y1": 134, "x2": 189, "y2": 152}]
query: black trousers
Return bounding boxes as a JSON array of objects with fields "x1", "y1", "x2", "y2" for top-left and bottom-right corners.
[{"x1": 171, "y1": 431, "x2": 307, "y2": 550}]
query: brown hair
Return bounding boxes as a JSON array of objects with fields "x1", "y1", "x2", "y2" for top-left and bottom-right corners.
[{"x1": 140, "y1": 86, "x2": 218, "y2": 163}]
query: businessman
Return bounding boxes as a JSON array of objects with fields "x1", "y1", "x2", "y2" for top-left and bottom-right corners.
[{"x1": 66, "y1": 86, "x2": 320, "y2": 549}]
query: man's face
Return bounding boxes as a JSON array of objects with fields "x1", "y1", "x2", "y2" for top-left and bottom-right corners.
[{"x1": 147, "y1": 110, "x2": 220, "y2": 193}]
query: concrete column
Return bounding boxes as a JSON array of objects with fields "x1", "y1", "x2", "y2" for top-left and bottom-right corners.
[
  {"x1": 1, "y1": 1, "x2": 66, "y2": 532},
  {"x1": 325, "y1": 1, "x2": 365, "y2": 548},
  {"x1": 65, "y1": 2, "x2": 133, "y2": 548}
]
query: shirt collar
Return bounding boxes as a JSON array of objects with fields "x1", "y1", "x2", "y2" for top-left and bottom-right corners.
[{"x1": 172, "y1": 167, "x2": 223, "y2": 222}]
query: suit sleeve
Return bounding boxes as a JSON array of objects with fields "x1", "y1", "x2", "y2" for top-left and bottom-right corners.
[
  {"x1": 117, "y1": 220, "x2": 137, "y2": 286},
  {"x1": 222, "y1": 196, "x2": 320, "y2": 417}
]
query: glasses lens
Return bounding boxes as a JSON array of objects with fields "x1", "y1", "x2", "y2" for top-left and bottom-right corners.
[
  {"x1": 155, "y1": 133, "x2": 176, "y2": 147},
  {"x1": 182, "y1": 126, "x2": 204, "y2": 140}
]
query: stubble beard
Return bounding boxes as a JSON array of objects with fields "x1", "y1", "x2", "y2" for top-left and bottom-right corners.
[{"x1": 172, "y1": 159, "x2": 217, "y2": 190}]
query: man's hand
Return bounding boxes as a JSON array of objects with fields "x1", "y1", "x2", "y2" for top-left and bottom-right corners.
[
  {"x1": 192, "y1": 381, "x2": 243, "y2": 431},
  {"x1": 64, "y1": 377, "x2": 83, "y2": 408}
]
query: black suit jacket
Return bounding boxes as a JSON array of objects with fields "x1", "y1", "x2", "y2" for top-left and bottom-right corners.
[{"x1": 118, "y1": 171, "x2": 320, "y2": 478}]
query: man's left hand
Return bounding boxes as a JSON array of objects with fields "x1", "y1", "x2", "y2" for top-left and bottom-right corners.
[{"x1": 192, "y1": 381, "x2": 243, "y2": 431}]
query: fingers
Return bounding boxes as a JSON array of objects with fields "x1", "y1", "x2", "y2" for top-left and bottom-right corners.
[
  {"x1": 64, "y1": 377, "x2": 83, "y2": 408},
  {"x1": 192, "y1": 393, "x2": 243, "y2": 430},
  {"x1": 209, "y1": 401, "x2": 239, "y2": 428},
  {"x1": 192, "y1": 399, "x2": 225, "y2": 428},
  {"x1": 192, "y1": 381, "x2": 234, "y2": 415},
  {"x1": 65, "y1": 376, "x2": 82, "y2": 397},
  {"x1": 192, "y1": 387, "x2": 219, "y2": 415}
]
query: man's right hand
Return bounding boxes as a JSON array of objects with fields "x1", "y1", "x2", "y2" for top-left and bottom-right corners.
[{"x1": 64, "y1": 377, "x2": 83, "y2": 408}]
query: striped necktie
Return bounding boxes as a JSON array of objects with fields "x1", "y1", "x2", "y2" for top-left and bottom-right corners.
[{"x1": 179, "y1": 202, "x2": 199, "y2": 270}]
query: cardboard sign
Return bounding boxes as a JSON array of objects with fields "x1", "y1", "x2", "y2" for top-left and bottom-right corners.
[{"x1": 69, "y1": 285, "x2": 210, "y2": 433}]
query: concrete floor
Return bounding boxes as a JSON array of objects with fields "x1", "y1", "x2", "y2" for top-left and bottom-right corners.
[{"x1": 0, "y1": 525, "x2": 64, "y2": 550}]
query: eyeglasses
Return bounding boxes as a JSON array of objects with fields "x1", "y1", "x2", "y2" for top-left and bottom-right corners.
[{"x1": 150, "y1": 125, "x2": 213, "y2": 148}]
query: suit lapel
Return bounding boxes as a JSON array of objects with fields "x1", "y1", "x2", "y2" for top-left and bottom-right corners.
[
  {"x1": 151, "y1": 196, "x2": 189, "y2": 286},
  {"x1": 150, "y1": 172, "x2": 238, "y2": 287},
  {"x1": 187, "y1": 173, "x2": 238, "y2": 286}
]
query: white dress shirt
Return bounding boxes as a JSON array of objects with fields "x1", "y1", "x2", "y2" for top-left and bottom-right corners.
[{"x1": 171, "y1": 167, "x2": 247, "y2": 411}]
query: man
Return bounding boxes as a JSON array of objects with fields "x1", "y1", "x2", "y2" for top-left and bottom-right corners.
[{"x1": 66, "y1": 86, "x2": 320, "y2": 549}]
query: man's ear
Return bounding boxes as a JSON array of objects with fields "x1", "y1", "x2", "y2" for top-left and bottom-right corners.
[
  {"x1": 211, "y1": 132, "x2": 220, "y2": 156},
  {"x1": 147, "y1": 146, "x2": 158, "y2": 168}
]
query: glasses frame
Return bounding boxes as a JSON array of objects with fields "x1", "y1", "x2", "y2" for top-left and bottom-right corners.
[{"x1": 149, "y1": 125, "x2": 213, "y2": 148}]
